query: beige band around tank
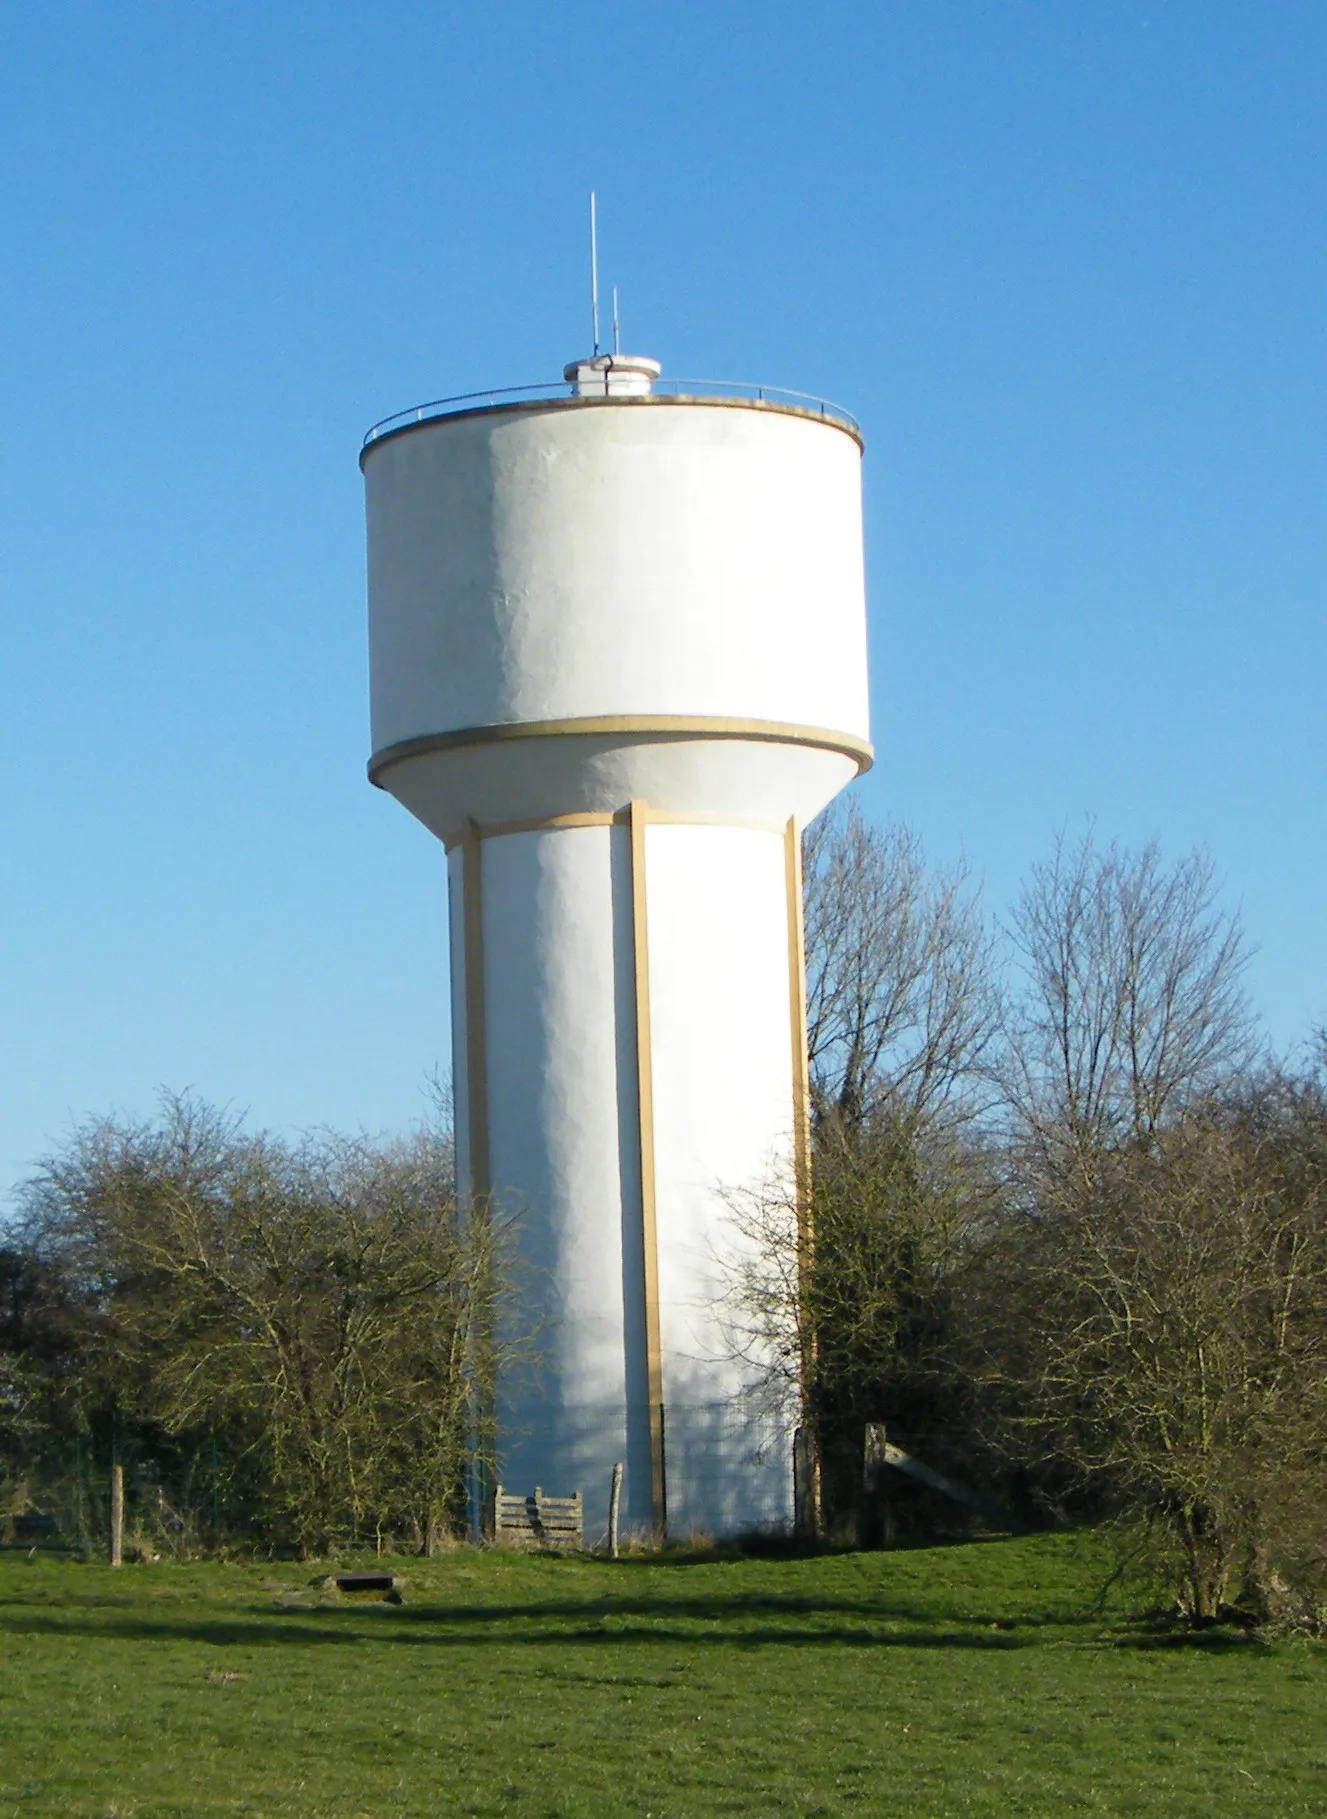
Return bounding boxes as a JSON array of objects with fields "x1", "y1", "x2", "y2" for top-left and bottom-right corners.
[
  {"x1": 367, "y1": 713, "x2": 874, "y2": 791},
  {"x1": 438, "y1": 806, "x2": 798, "y2": 852}
]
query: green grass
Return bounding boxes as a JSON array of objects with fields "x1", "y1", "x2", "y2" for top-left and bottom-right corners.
[{"x1": 1, "y1": 1533, "x2": 1324, "y2": 1817}]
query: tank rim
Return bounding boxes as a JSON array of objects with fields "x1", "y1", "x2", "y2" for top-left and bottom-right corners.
[{"x1": 359, "y1": 384, "x2": 863, "y2": 467}]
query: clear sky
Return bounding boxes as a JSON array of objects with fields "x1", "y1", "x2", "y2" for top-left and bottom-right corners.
[{"x1": 1, "y1": 2, "x2": 1323, "y2": 1207}]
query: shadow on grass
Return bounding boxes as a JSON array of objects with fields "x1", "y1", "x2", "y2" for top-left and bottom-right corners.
[
  {"x1": 0, "y1": 1591, "x2": 1258, "y2": 1654},
  {"x1": 0, "y1": 1607, "x2": 1038, "y2": 1651},
  {"x1": 0, "y1": 1587, "x2": 1080, "y2": 1631},
  {"x1": 602, "y1": 1530, "x2": 1031, "y2": 1566}
]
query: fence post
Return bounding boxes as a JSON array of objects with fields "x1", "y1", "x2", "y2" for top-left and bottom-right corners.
[
  {"x1": 109, "y1": 1463, "x2": 124, "y2": 1568},
  {"x1": 861, "y1": 1422, "x2": 889, "y2": 1549},
  {"x1": 74, "y1": 1435, "x2": 87, "y2": 1557},
  {"x1": 608, "y1": 1461, "x2": 623, "y2": 1559},
  {"x1": 793, "y1": 1427, "x2": 820, "y2": 1542}
]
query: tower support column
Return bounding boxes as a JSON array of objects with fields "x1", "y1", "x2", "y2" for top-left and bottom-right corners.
[{"x1": 448, "y1": 808, "x2": 804, "y2": 1542}]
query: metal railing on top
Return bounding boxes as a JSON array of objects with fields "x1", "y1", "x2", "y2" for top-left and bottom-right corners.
[{"x1": 362, "y1": 378, "x2": 861, "y2": 448}]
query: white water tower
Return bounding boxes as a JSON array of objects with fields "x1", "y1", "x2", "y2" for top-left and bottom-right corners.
[{"x1": 361, "y1": 349, "x2": 870, "y2": 1540}]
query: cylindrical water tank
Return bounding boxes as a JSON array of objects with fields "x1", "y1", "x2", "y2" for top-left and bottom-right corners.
[{"x1": 362, "y1": 357, "x2": 870, "y2": 1541}]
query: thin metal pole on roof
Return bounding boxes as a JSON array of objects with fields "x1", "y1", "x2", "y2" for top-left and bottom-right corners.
[{"x1": 589, "y1": 191, "x2": 600, "y2": 356}]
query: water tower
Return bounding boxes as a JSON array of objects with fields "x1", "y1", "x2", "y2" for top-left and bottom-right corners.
[{"x1": 361, "y1": 349, "x2": 870, "y2": 1540}]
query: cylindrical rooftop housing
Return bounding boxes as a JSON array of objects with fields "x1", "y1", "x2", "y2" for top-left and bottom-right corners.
[{"x1": 362, "y1": 356, "x2": 870, "y2": 1542}]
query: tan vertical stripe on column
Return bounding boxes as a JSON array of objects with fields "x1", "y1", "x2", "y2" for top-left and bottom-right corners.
[
  {"x1": 785, "y1": 815, "x2": 821, "y2": 1532},
  {"x1": 784, "y1": 816, "x2": 813, "y2": 1215},
  {"x1": 629, "y1": 799, "x2": 667, "y2": 1535},
  {"x1": 461, "y1": 817, "x2": 490, "y2": 1201}
]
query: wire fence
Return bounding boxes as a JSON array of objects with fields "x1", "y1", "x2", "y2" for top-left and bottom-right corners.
[
  {"x1": 2, "y1": 1435, "x2": 234, "y2": 1560},
  {"x1": 2, "y1": 1413, "x2": 1019, "y2": 1560}
]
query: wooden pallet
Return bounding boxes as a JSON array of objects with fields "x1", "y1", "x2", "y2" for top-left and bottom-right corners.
[{"x1": 492, "y1": 1485, "x2": 583, "y2": 1552}]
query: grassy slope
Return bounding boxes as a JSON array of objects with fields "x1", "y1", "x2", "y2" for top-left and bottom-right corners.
[{"x1": 0, "y1": 1533, "x2": 1324, "y2": 1818}]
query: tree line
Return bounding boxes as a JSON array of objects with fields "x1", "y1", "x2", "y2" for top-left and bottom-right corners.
[
  {"x1": 1, "y1": 809, "x2": 1324, "y2": 1627},
  {"x1": 0, "y1": 1103, "x2": 497, "y2": 1557},
  {"x1": 760, "y1": 809, "x2": 1326, "y2": 1629}
]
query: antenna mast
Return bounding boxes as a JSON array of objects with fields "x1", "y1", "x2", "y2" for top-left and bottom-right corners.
[
  {"x1": 589, "y1": 191, "x2": 600, "y2": 356},
  {"x1": 612, "y1": 286, "x2": 620, "y2": 356}
]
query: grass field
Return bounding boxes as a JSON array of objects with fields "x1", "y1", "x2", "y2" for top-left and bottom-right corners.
[{"x1": 0, "y1": 1532, "x2": 1324, "y2": 1818}]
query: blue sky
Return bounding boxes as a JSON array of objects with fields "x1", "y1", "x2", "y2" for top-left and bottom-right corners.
[{"x1": 1, "y1": 2, "x2": 1323, "y2": 1204}]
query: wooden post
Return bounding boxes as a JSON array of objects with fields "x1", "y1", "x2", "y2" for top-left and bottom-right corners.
[
  {"x1": 608, "y1": 1461, "x2": 623, "y2": 1559},
  {"x1": 109, "y1": 1463, "x2": 124, "y2": 1568},
  {"x1": 793, "y1": 1428, "x2": 820, "y2": 1542},
  {"x1": 74, "y1": 1435, "x2": 87, "y2": 1556},
  {"x1": 861, "y1": 1422, "x2": 888, "y2": 1549}
]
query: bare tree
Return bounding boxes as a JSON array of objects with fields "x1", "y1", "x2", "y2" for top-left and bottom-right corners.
[
  {"x1": 753, "y1": 803, "x2": 1004, "y2": 1524},
  {"x1": 987, "y1": 1083, "x2": 1327, "y2": 1624},
  {"x1": 720, "y1": 1115, "x2": 999, "y2": 1529},
  {"x1": 18, "y1": 1094, "x2": 506, "y2": 1556},
  {"x1": 1003, "y1": 829, "x2": 1254, "y2": 1171},
  {"x1": 802, "y1": 803, "x2": 999, "y2": 1140}
]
